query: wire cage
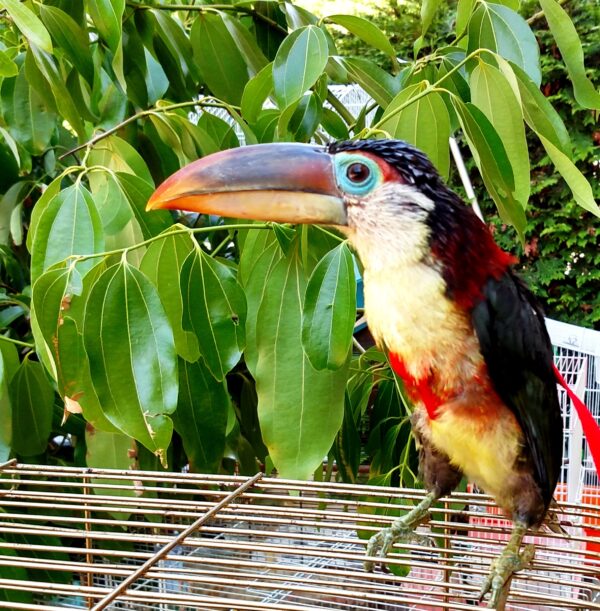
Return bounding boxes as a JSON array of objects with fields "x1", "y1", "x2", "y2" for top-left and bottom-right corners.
[{"x1": 0, "y1": 461, "x2": 598, "y2": 611}]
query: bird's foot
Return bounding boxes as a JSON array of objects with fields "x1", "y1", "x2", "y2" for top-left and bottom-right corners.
[
  {"x1": 478, "y1": 542, "x2": 535, "y2": 609},
  {"x1": 364, "y1": 491, "x2": 437, "y2": 572},
  {"x1": 365, "y1": 519, "x2": 432, "y2": 571}
]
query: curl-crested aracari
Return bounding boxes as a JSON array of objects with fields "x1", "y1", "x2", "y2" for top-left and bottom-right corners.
[{"x1": 147, "y1": 139, "x2": 563, "y2": 608}]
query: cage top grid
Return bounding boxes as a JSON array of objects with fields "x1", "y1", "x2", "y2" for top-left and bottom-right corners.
[{"x1": 0, "y1": 461, "x2": 598, "y2": 611}]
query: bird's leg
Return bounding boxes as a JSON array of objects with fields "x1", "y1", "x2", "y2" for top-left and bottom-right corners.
[
  {"x1": 365, "y1": 490, "x2": 437, "y2": 571},
  {"x1": 478, "y1": 519, "x2": 535, "y2": 609}
]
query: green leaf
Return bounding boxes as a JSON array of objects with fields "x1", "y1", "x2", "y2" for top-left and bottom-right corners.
[
  {"x1": 32, "y1": 263, "x2": 119, "y2": 432},
  {"x1": 87, "y1": 0, "x2": 124, "y2": 52},
  {"x1": 238, "y1": 230, "x2": 282, "y2": 374},
  {"x1": 289, "y1": 92, "x2": 322, "y2": 142},
  {"x1": 379, "y1": 83, "x2": 451, "y2": 179},
  {"x1": 117, "y1": 172, "x2": 172, "y2": 239},
  {"x1": 83, "y1": 261, "x2": 177, "y2": 463},
  {"x1": 10, "y1": 358, "x2": 54, "y2": 456},
  {"x1": 151, "y1": 9, "x2": 198, "y2": 82},
  {"x1": 181, "y1": 248, "x2": 246, "y2": 381},
  {"x1": 470, "y1": 60, "x2": 529, "y2": 206},
  {"x1": 30, "y1": 45, "x2": 85, "y2": 137},
  {"x1": 254, "y1": 249, "x2": 348, "y2": 480},
  {"x1": 221, "y1": 13, "x2": 268, "y2": 75},
  {"x1": 191, "y1": 12, "x2": 250, "y2": 105},
  {"x1": 2, "y1": 0, "x2": 53, "y2": 53},
  {"x1": 273, "y1": 25, "x2": 329, "y2": 107},
  {"x1": 0, "y1": 50, "x2": 18, "y2": 78},
  {"x1": 327, "y1": 15, "x2": 396, "y2": 61},
  {"x1": 172, "y1": 357, "x2": 229, "y2": 473},
  {"x1": 30, "y1": 183, "x2": 104, "y2": 282},
  {"x1": 89, "y1": 135, "x2": 154, "y2": 186},
  {"x1": 321, "y1": 107, "x2": 349, "y2": 139},
  {"x1": 453, "y1": 99, "x2": 525, "y2": 233},
  {"x1": 456, "y1": 0, "x2": 476, "y2": 38},
  {"x1": 0, "y1": 182, "x2": 26, "y2": 247},
  {"x1": 335, "y1": 57, "x2": 400, "y2": 107},
  {"x1": 414, "y1": 0, "x2": 442, "y2": 53},
  {"x1": 11, "y1": 67, "x2": 55, "y2": 155},
  {"x1": 27, "y1": 176, "x2": 61, "y2": 251},
  {"x1": 140, "y1": 227, "x2": 199, "y2": 362},
  {"x1": 504, "y1": 62, "x2": 571, "y2": 154},
  {"x1": 468, "y1": 2, "x2": 541, "y2": 85},
  {"x1": 538, "y1": 135, "x2": 600, "y2": 217},
  {"x1": 538, "y1": 0, "x2": 600, "y2": 109},
  {"x1": 302, "y1": 243, "x2": 355, "y2": 371},
  {"x1": 242, "y1": 62, "x2": 274, "y2": 124},
  {"x1": 39, "y1": 5, "x2": 94, "y2": 84}
]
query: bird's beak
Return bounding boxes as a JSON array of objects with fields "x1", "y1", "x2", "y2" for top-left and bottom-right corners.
[{"x1": 146, "y1": 143, "x2": 347, "y2": 226}]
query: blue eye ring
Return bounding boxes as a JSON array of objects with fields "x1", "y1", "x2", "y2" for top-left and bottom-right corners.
[{"x1": 334, "y1": 153, "x2": 382, "y2": 196}]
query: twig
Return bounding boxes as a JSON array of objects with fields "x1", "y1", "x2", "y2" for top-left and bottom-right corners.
[{"x1": 0, "y1": 335, "x2": 34, "y2": 349}]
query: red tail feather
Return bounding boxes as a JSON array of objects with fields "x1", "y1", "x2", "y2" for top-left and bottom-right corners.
[{"x1": 553, "y1": 363, "x2": 600, "y2": 475}]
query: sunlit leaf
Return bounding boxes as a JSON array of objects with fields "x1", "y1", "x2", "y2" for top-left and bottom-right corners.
[
  {"x1": 0, "y1": 342, "x2": 18, "y2": 461},
  {"x1": 302, "y1": 243, "x2": 356, "y2": 371},
  {"x1": 539, "y1": 135, "x2": 600, "y2": 217},
  {"x1": 87, "y1": 0, "x2": 124, "y2": 52},
  {"x1": 538, "y1": 0, "x2": 600, "y2": 109},
  {"x1": 241, "y1": 62, "x2": 273, "y2": 124},
  {"x1": 470, "y1": 60, "x2": 529, "y2": 206},
  {"x1": 273, "y1": 25, "x2": 329, "y2": 107},
  {"x1": 327, "y1": 14, "x2": 396, "y2": 62},
  {"x1": 468, "y1": 2, "x2": 541, "y2": 85},
  {"x1": 2, "y1": 0, "x2": 53, "y2": 53},
  {"x1": 335, "y1": 57, "x2": 400, "y2": 107},
  {"x1": 380, "y1": 83, "x2": 451, "y2": 179},
  {"x1": 30, "y1": 183, "x2": 104, "y2": 282}
]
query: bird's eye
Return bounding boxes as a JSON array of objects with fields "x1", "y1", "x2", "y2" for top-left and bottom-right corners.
[
  {"x1": 346, "y1": 163, "x2": 370, "y2": 184},
  {"x1": 334, "y1": 153, "x2": 382, "y2": 196}
]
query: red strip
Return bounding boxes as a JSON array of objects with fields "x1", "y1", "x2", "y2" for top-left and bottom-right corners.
[{"x1": 553, "y1": 363, "x2": 600, "y2": 475}]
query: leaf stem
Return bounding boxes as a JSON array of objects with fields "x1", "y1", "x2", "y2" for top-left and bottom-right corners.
[
  {"x1": 58, "y1": 98, "x2": 236, "y2": 161},
  {"x1": 68, "y1": 223, "x2": 272, "y2": 264},
  {"x1": 0, "y1": 335, "x2": 34, "y2": 349}
]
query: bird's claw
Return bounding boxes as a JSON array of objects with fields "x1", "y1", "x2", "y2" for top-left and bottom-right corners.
[
  {"x1": 365, "y1": 521, "x2": 432, "y2": 572},
  {"x1": 478, "y1": 544, "x2": 535, "y2": 609}
]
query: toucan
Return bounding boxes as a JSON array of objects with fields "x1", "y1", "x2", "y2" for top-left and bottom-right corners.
[{"x1": 147, "y1": 139, "x2": 564, "y2": 608}]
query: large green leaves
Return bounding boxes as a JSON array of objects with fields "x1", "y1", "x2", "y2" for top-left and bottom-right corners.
[
  {"x1": 254, "y1": 247, "x2": 348, "y2": 480},
  {"x1": 538, "y1": 0, "x2": 600, "y2": 109},
  {"x1": 468, "y1": 2, "x2": 541, "y2": 85},
  {"x1": 0, "y1": 342, "x2": 18, "y2": 462},
  {"x1": 29, "y1": 183, "x2": 104, "y2": 282},
  {"x1": 83, "y1": 260, "x2": 178, "y2": 462},
  {"x1": 470, "y1": 61, "x2": 529, "y2": 206},
  {"x1": 379, "y1": 84, "x2": 451, "y2": 179},
  {"x1": 181, "y1": 247, "x2": 246, "y2": 381},
  {"x1": 302, "y1": 243, "x2": 356, "y2": 371},
  {"x1": 273, "y1": 25, "x2": 329, "y2": 107}
]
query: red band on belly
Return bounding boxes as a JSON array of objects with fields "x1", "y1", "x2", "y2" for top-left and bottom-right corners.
[{"x1": 389, "y1": 352, "x2": 445, "y2": 419}]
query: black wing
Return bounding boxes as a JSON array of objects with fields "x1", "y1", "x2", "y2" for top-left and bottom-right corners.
[{"x1": 471, "y1": 270, "x2": 563, "y2": 508}]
